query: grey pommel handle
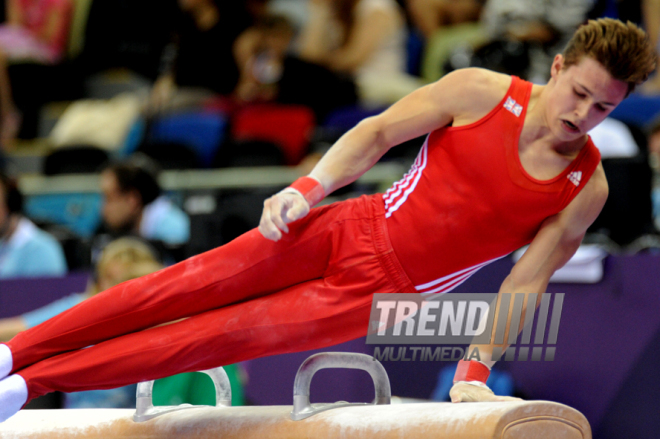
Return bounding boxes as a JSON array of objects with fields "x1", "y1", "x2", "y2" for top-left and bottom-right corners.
[
  {"x1": 291, "y1": 352, "x2": 391, "y2": 421},
  {"x1": 133, "y1": 367, "x2": 232, "y2": 422}
]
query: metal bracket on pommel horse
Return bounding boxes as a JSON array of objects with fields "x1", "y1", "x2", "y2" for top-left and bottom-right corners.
[
  {"x1": 133, "y1": 366, "x2": 232, "y2": 422},
  {"x1": 290, "y1": 352, "x2": 391, "y2": 420},
  {"x1": 131, "y1": 352, "x2": 389, "y2": 422}
]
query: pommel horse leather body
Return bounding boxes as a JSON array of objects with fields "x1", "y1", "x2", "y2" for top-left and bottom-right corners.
[{"x1": 0, "y1": 400, "x2": 591, "y2": 439}]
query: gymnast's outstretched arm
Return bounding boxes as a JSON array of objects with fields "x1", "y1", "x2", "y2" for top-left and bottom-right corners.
[
  {"x1": 450, "y1": 163, "x2": 609, "y2": 403},
  {"x1": 259, "y1": 68, "x2": 510, "y2": 241}
]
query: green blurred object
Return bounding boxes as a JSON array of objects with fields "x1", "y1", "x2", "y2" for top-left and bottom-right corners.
[
  {"x1": 422, "y1": 23, "x2": 488, "y2": 82},
  {"x1": 152, "y1": 364, "x2": 245, "y2": 407}
]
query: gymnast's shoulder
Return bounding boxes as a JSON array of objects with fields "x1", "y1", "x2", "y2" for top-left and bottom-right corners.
[{"x1": 426, "y1": 68, "x2": 512, "y2": 124}]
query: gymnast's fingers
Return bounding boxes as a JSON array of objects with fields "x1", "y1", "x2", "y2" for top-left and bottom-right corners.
[
  {"x1": 259, "y1": 197, "x2": 284, "y2": 241},
  {"x1": 269, "y1": 195, "x2": 292, "y2": 233},
  {"x1": 261, "y1": 193, "x2": 300, "y2": 241},
  {"x1": 449, "y1": 382, "x2": 498, "y2": 403},
  {"x1": 285, "y1": 195, "x2": 310, "y2": 223}
]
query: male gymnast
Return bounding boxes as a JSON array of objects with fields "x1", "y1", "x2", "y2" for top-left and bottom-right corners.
[{"x1": 0, "y1": 18, "x2": 655, "y2": 421}]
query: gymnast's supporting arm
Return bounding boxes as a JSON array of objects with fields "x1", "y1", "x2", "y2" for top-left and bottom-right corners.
[
  {"x1": 258, "y1": 68, "x2": 511, "y2": 241},
  {"x1": 450, "y1": 163, "x2": 609, "y2": 403}
]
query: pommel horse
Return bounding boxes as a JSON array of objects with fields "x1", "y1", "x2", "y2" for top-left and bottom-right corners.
[{"x1": 0, "y1": 352, "x2": 591, "y2": 439}]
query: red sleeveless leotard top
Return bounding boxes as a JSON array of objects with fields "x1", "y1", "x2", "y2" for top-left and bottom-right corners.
[{"x1": 383, "y1": 76, "x2": 601, "y2": 297}]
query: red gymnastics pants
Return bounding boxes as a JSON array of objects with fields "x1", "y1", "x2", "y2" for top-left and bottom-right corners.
[{"x1": 4, "y1": 194, "x2": 417, "y2": 402}]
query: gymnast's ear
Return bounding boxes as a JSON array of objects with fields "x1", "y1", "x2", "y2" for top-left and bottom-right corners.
[{"x1": 550, "y1": 54, "x2": 565, "y2": 80}]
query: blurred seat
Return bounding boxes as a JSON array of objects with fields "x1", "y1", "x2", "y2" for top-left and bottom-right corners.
[
  {"x1": 137, "y1": 141, "x2": 198, "y2": 170},
  {"x1": 25, "y1": 193, "x2": 103, "y2": 239},
  {"x1": 610, "y1": 94, "x2": 660, "y2": 128},
  {"x1": 406, "y1": 29, "x2": 425, "y2": 76},
  {"x1": 184, "y1": 189, "x2": 274, "y2": 257},
  {"x1": 213, "y1": 140, "x2": 286, "y2": 168},
  {"x1": 150, "y1": 111, "x2": 228, "y2": 168},
  {"x1": 43, "y1": 145, "x2": 110, "y2": 175},
  {"x1": 231, "y1": 104, "x2": 315, "y2": 166},
  {"x1": 321, "y1": 105, "x2": 385, "y2": 141}
]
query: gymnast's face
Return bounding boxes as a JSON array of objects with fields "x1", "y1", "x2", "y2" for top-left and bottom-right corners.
[{"x1": 546, "y1": 55, "x2": 627, "y2": 141}]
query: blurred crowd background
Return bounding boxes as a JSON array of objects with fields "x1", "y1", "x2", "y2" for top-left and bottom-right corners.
[
  {"x1": 0, "y1": 0, "x2": 659, "y2": 277},
  {"x1": 0, "y1": 1, "x2": 659, "y2": 435}
]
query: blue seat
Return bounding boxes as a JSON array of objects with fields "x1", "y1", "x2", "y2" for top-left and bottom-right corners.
[
  {"x1": 322, "y1": 105, "x2": 386, "y2": 133},
  {"x1": 150, "y1": 111, "x2": 227, "y2": 168},
  {"x1": 609, "y1": 93, "x2": 660, "y2": 128},
  {"x1": 406, "y1": 29, "x2": 425, "y2": 76},
  {"x1": 25, "y1": 193, "x2": 103, "y2": 238}
]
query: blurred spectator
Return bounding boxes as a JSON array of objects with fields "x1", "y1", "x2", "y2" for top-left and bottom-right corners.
[
  {"x1": 97, "y1": 155, "x2": 190, "y2": 247},
  {"x1": 234, "y1": 13, "x2": 358, "y2": 120},
  {"x1": 298, "y1": 0, "x2": 425, "y2": 106},
  {"x1": 234, "y1": 14, "x2": 297, "y2": 104},
  {"x1": 638, "y1": 0, "x2": 660, "y2": 93},
  {"x1": 0, "y1": 172, "x2": 67, "y2": 278},
  {"x1": 405, "y1": 0, "x2": 483, "y2": 40},
  {"x1": 648, "y1": 119, "x2": 660, "y2": 230},
  {"x1": 0, "y1": 146, "x2": 6, "y2": 171},
  {"x1": 0, "y1": 0, "x2": 72, "y2": 147},
  {"x1": 588, "y1": 118, "x2": 640, "y2": 158},
  {"x1": 268, "y1": 0, "x2": 309, "y2": 32},
  {"x1": 406, "y1": 0, "x2": 487, "y2": 82},
  {"x1": 0, "y1": 0, "x2": 72, "y2": 62},
  {"x1": 478, "y1": 0, "x2": 593, "y2": 82},
  {"x1": 0, "y1": 49, "x2": 18, "y2": 151},
  {"x1": 149, "y1": 0, "x2": 262, "y2": 114}
]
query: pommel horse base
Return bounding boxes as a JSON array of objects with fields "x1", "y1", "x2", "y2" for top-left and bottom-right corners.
[{"x1": 0, "y1": 353, "x2": 591, "y2": 439}]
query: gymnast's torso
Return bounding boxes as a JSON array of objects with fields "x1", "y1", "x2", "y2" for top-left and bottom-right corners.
[{"x1": 382, "y1": 76, "x2": 601, "y2": 296}]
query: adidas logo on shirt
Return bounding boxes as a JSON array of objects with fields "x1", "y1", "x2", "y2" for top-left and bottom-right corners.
[
  {"x1": 504, "y1": 97, "x2": 523, "y2": 117},
  {"x1": 567, "y1": 171, "x2": 582, "y2": 186}
]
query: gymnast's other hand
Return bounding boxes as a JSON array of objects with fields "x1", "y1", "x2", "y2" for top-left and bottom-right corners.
[
  {"x1": 449, "y1": 381, "x2": 523, "y2": 403},
  {"x1": 259, "y1": 191, "x2": 310, "y2": 241}
]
